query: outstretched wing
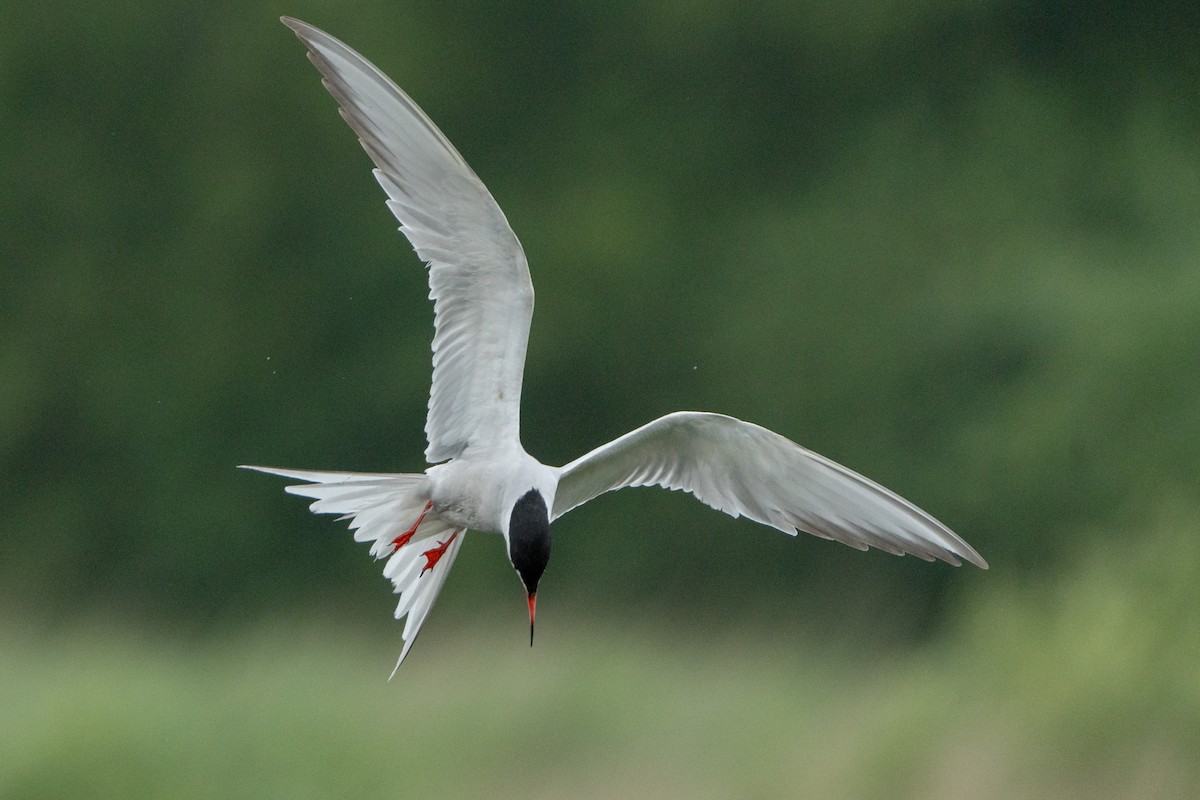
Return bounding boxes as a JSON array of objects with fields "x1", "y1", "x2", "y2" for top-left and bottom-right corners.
[
  {"x1": 553, "y1": 412, "x2": 986, "y2": 568},
  {"x1": 283, "y1": 18, "x2": 533, "y2": 463},
  {"x1": 240, "y1": 465, "x2": 466, "y2": 672}
]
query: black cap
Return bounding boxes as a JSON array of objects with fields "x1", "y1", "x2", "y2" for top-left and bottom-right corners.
[{"x1": 508, "y1": 489, "x2": 552, "y2": 595}]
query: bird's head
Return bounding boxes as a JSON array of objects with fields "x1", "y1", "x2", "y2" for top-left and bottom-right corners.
[{"x1": 507, "y1": 488, "x2": 552, "y2": 645}]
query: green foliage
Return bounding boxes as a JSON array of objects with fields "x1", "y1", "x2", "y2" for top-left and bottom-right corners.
[
  {"x1": 5, "y1": 4, "x2": 1196, "y2": 794},
  {"x1": 3, "y1": 497, "x2": 1195, "y2": 798},
  {"x1": 1, "y1": 0, "x2": 1198, "y2": 638}
]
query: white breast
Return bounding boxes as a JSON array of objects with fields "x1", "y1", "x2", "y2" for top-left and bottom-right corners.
[{"x1": 426, "y1": 451, "x2": 558, "y2": 533}]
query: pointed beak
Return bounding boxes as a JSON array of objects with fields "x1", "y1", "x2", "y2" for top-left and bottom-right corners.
[{"x1": 527, "y1": 592, "x2": 537, "y2": 647}]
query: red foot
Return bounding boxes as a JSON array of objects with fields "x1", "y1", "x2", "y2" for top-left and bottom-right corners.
[
  {"x1": 420, "y1": 530, "x2": 460, "y2": 575},
  {"x1": 391, "y1": 501, "x2": 432, "y2": 552}
]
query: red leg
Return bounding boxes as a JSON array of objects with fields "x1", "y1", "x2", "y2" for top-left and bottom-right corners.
[
  {"x1": 390, "y1": 501, "x2": 432, "y2": 552},
  {"x1": 420, "y1": 530, "x2": 460, "y2": 575}
]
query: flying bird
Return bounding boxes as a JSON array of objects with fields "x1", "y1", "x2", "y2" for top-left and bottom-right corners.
[{"x1": 245, "y1": 17, "x2": 987, "y2": 672}]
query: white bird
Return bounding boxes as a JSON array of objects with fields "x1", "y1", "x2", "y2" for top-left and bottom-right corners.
[{"x1": 245, "y1": 17, "x2": 987, "y2": 672}]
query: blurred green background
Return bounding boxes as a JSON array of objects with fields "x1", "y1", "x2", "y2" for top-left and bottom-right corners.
[{"x1": 2, "y1": 0, "x2": 1198, "y2": 797}]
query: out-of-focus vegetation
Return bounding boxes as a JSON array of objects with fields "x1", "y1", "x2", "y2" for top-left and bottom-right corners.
[
  {"x1": 3, "y1": 499, "x2": 1196, "y2": 799},
  {"x1": 2, "y1": 0, "x2": 1197, "y2": 796}
]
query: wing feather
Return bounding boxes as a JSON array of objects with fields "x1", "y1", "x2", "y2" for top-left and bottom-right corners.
[
  {"x1": 283, "y1": 17, "x2": 533, "y2": 462},
  {"x1": 553, "y1": 412, "x2": 986, "y2": 568}
]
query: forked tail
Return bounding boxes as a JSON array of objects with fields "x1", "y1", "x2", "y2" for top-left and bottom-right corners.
[{"x1": 240, "y1": 465, "x2": 466, "y2": 673}]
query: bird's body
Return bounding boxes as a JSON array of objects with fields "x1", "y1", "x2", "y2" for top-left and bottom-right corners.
[
  {"x1": 245, "y1": 17, "x2": 986, "y2": 672},
  {"x1": 427, "y1": 449, "x2": 557, "y2": 534}
]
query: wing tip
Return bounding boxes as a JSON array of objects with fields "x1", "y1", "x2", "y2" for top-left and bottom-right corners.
[
  {"x1": 934, "y1": 541, "x2": 988, "y2": 570},
  {"x1": 280, "y1": 16, "x2": 308, "y2": 35},
  {"x1": 923, "y1": 540, "x2": 989, "y2": 570},
  {"x1": 961, "y1": 548, "x2": 990, "y2": 570},
  {"x1": 239, "y1": 464, "x2": 283, "y2": 476}
]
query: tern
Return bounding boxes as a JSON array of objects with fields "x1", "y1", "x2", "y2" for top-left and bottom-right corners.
[{"x1": 245, "y1": 17, "x2": 987, "y2": 671}]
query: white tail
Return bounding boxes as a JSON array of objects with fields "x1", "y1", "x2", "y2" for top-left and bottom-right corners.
[{"x1": 240, "y1": 466, "x2": 466, "y2": 673}]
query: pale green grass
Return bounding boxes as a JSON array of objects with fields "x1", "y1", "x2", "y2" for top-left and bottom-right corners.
[{"x1": 3, "y1": 501, "x2": 1196, "y2": 799}]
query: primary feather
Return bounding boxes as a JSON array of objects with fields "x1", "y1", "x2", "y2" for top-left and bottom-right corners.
[
  {"x1": 554, "y1": 412, "x2": 986, "y2": 568},
  {"x1": 282, "y1": 17, "x2": 533, "y2": 463}
]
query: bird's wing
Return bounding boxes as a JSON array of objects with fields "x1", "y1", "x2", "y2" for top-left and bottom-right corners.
[
  {"x1": 239, "y1": 465, "x2": 466, "y2": 672},
  {"x1": 553, "y1": 412, "x2": 986, "y2": 568},
  {"x1": 283, "y1": 18, "x2": 533, "y2": 463}
]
